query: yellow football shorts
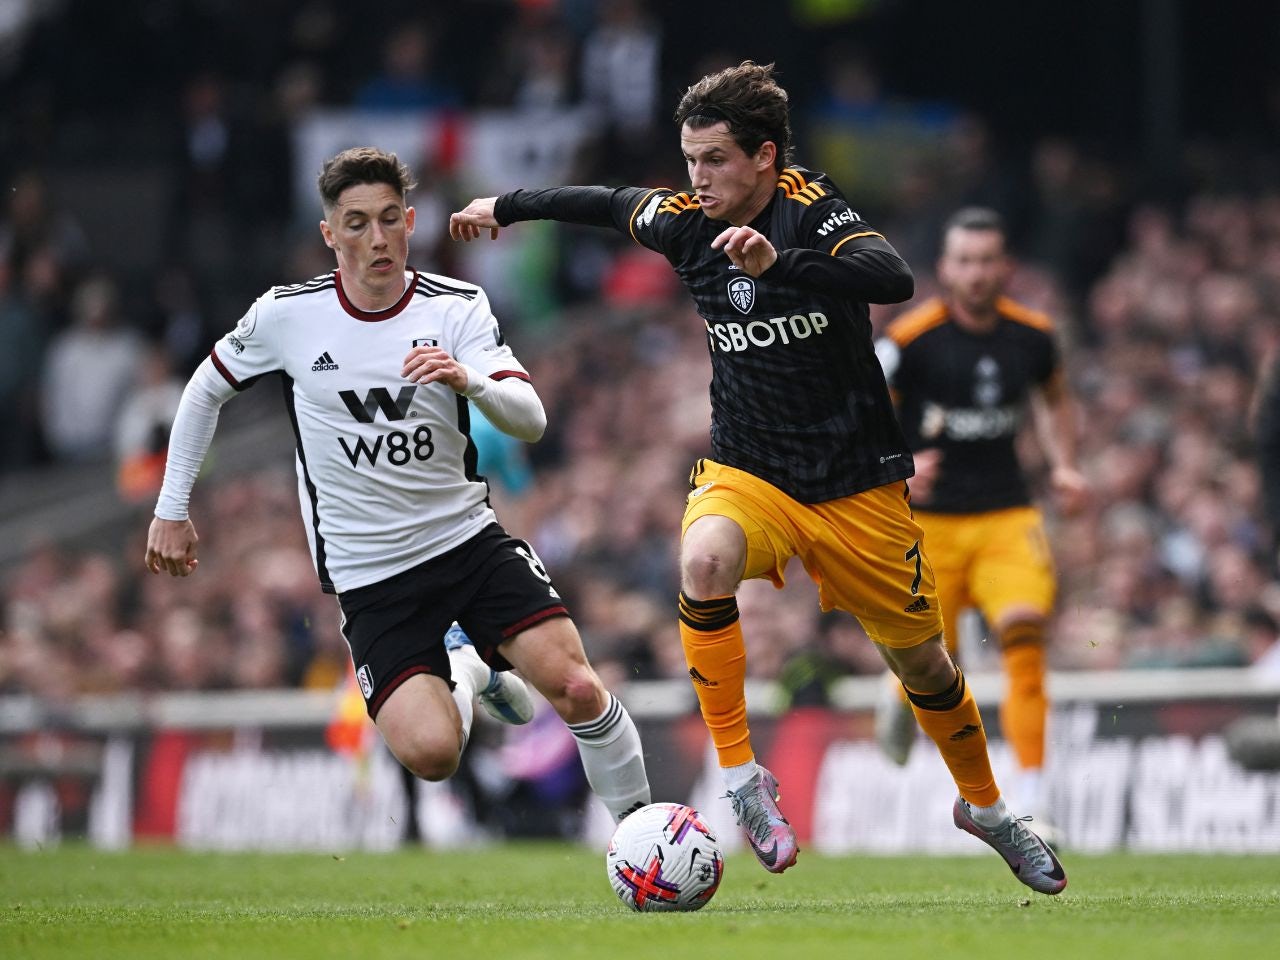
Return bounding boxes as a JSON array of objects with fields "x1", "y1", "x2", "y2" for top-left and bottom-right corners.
[
  {"x1": 913, "y1": 506, "x2": 1056, "y2": 645},
  {"x1": 682, "y1": 459, "x2": 944, "y2": 648}
]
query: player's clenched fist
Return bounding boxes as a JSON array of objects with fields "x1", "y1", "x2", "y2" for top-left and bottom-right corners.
[
  {"x1": 402, "y1": 344, "x2": 469, "y2": 392},
  {"x1": 145, "y1": 517, "x2": 199, "y2": 577},
  {"x1": 711, "y1": 225, "x2": 778, "y2": 277}
]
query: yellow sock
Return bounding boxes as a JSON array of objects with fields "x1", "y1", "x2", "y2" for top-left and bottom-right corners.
[
  {"x1": 678, "y1": 591, "x2": 753, "y2": 768},
  {"x1": 999, "y1": 624, "x2": 1047, "y2": 771},
  {"x1": 906, "y1": 665, "x2": 1000, "y2": 807}
]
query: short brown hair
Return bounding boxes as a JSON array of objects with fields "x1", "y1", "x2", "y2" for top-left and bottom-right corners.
[
  {"x1": 317, "y1": 147, "x2": 417, "y2": 213},
  {"x1": 674, "y1": 61, "x2": 792, "y2": 170},
  {"x1": 944, "y1": 206, "x2": 1006, "y2": 238}
]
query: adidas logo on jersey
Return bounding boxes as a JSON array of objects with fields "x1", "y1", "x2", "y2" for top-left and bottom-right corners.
[{"x1": 312, "y1": 351, "x2": 339, "y2": 372}]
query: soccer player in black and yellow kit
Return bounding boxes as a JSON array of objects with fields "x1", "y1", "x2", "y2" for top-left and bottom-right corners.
[
  {"x1": 875, "y1": 206, "x2": 1089, "y2": 847},
  {"x1": 451, "y1": 63, "x2": 1065, "y2": 893}
]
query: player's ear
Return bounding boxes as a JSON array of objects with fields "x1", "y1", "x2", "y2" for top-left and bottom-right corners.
[
  {"x1": 756, "y1": 140, "x2": 777, "y2": 171},
  {"x1": 319, "y1": 220, "x2": 335, "y2": 249},
  {"x1": 404, "y1": 206, "x2": 416, "y2": 237}
]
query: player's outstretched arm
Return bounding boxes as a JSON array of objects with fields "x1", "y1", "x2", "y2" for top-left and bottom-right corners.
[
  {"x1": 449, "y1": 198, "x2": 501, "y2": 241},
  {"x1": 480, "y1": 186, "x2": 651, "y2": 235}
]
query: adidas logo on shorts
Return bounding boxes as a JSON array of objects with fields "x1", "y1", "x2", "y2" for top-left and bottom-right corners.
[
  {"x1": 903, "y1": 596, "x2": 930, "y2": 613},
  {"x1": 312, "y1": 351, "x2": 339, "y2": 371}
]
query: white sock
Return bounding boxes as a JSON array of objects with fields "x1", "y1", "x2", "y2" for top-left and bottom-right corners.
[
  {"x1": 970, "y1": 795, "x2": 1010, "y2": 828},
  {"x1": 447, "y1": 646, "x2": 489, "y2": 751},
  {"x1": 721, "y1": 759, "x2": 759, "y2": 793},
  {"x1": 567, "y1": 693, "x2": 651, "y2": 822},
  {"x1": 1015, "y1": 767, "x2": 1045, "y2": 814},
  {"x1": 449, "y1": 685, "x2": 474, "y2": 753}
]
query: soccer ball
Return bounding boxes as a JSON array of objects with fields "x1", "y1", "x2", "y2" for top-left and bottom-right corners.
[{"x1": 606, "y1": 802, "x2": 724, "y2": 912}]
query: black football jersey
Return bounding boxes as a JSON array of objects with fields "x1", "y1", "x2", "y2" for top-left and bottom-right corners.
[
  {"x1": 496, "y1": 168, "x2": 915, "y2": 502},
  {"x1": 877, "y1": 296, "x2": 1060, "y2": 512}
]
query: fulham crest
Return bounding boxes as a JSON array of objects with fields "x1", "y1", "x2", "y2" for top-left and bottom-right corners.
[{"x1": 728, "y1": 277, "x2": 755, "y2": 315}]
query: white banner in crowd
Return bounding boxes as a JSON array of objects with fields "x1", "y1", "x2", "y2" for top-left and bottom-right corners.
[{"x1": 292, "y1": 108, "x2": 596, "y2": 218}]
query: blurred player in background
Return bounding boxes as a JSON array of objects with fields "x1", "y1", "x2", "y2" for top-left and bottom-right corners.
[
  {"x1": 450, "y1": 62, "x2": 1066, "y2": 892},
  {"x1": 145, "y1": 147, "x2": 650, "y2": 825},
  {"x1": 874, "y1": 206, "x2": 1089, "y2": 844}
]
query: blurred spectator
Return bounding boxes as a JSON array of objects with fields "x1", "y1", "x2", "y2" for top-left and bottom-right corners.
[
  {"x1": 807, "y1": 41, "x2": 958, "y2": 224},
  {"x1": 114, "y1": 343, "x2": 184, "y2": 503},
  {"x1": 1023, "y1": 137, "x2": 1128, "y2": 306},
  {"x1": 39, "y1": 274, "x2": 141, "y2": 462},
  {"x1": 0, "y1": 256, "x2": 48, "y2": 469},
  {"x1": 353, "y1": 21, "x2": 458, "y2": 111},
  {"x1": 0, "y1": 170, "x2": 88, "y2": 280},
  {"x1": 579, "y1": 0, "x2": 661, "y2": 179},
  {"x1": 167, "y1": 73, "x2": 253, "y2": 286},
  {"x1": 478, "y1": 9, "x2": 577, "y2": 111},
  {"x1": 238, "y1": 61, "x2": 325, "y2": 290},
  {"x1": 140, "y1": 265, "x2": 209, "y2": 375},
  {"x1": 1244, "y1": 606, "x2": 1280, "y2": 675},
  {"x1": 1252, "y1": 347, "x2": 1280, "y2": 553}
]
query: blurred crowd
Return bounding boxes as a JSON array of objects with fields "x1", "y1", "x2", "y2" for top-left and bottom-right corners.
[{"x1": 3, "y1": 0, "x2": 1280, "y2": 705}]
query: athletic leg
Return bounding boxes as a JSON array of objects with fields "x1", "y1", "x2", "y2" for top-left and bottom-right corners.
[
  {"x1": 500, "y1": 617, "x2": 650, "y2": 823},
  {"x1": 374, "y1": 674, "x2": 468, "y2": 781},
  {"x1": 680, "y1": 512, "x2": 798, "y2": 873}
]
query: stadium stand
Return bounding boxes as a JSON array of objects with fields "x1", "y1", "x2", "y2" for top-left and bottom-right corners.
[{"x1": 4, "y1": 1, "x2": 1280, "y2": 849}]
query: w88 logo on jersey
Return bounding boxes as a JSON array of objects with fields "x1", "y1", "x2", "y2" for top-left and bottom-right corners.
[
  {"x1": 335, "y1": 385, "x2": 435, "y2": 468},
  {"x1": 339, "y1": 426, "x2": 435, "y2": 468}
]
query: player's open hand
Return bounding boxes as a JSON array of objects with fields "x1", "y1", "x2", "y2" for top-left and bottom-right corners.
[
  {"x1": 711, "y1": 225, "x2": 778, "y2": 277},
  {"x1": 449, "y1": 198, "x2": 501, "y2": 241},
  {"x1": 145, "y1": 517, "x2": 199, "y2": 577},
  {"x1": 403, "y1": 344, "x2": 469, "y2": 393}
]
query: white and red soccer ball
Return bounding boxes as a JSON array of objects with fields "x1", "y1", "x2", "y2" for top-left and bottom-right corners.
[{"x1": 606, "y1": 802, "x2": 725, "y2": 912}]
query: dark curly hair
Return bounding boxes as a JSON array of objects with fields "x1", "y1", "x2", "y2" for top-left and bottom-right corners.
[{"x1": 674, "y1": 61, "x2": 792, "y2": 170}]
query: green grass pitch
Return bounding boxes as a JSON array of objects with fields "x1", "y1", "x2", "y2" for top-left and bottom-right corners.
[{"x1": 2, "y1": 844, "x2": 1278, "y2": 959}]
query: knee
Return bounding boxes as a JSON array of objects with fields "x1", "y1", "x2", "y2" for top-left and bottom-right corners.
[
  {"x1": 392, "y1": 730, "x2": 461, "y2": 782},
  {"x1": 1007, "y1": 669, "x2": 1045, "y2": 699},
  {"x1": 542, "y1": 663, "x2": 605, "y2": 724},
  {"x1": 997, "y1": 617, "x2": 1046, "y2": 649},
  {"x1": 681, "y1": 550, "x2": 739, "y2": 598},
  {"x1": 885, "y1": 633, "x2": 957, "y2": 692},
  {"x1": 680, "y1": 518, "x2": 745, "y2": 598}
]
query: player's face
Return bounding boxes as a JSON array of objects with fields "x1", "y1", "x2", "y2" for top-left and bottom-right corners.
[
  {"x1": 320, "y1": 183, "x2": 416, "y2": 309},
  {"x1": 938, "y1": 227, "x2": 1010, "y2": 312},
  {"x1": 681, "y1": 121, "x2": 777, "y2": 225}
]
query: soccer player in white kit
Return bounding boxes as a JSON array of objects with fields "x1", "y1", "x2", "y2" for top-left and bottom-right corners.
[{"x1": 144, "y1": 147, "x2": 650, "y2": 823}]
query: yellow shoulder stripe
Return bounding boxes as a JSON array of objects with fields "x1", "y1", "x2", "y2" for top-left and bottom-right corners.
[
  {"x1": 996, "y1": 295, "x2": 1055, "y2": 332},
  {"x1": 778, "y1": 168, "x2": 826, "y2": 205},
  {"x1": 778, "y1": 168, "x2": 808, "y2": 192},
  {"x1": 886, "y1": 298, "x2": 949, "y2": 346},
  {"x1": 656, "y1": 192, "x2": 701, "y2": 216}
]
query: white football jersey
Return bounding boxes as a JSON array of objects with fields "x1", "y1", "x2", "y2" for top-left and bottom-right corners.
[{"x1": 210, "y1": 270, "x2": 528, "y2": 593}]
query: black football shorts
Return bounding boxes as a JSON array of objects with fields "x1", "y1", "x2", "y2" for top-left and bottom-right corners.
[{"x1": 337, "y1": 523, "x2": 569, "y2": 718}]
